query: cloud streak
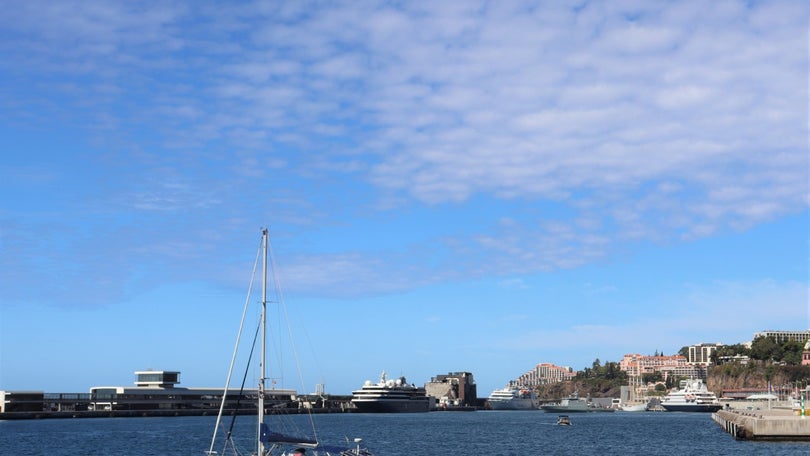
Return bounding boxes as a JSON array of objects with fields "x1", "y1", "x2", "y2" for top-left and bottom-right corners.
[
  {"x1": 1, "y1": 2, "x2": 808, "y2": 396},
  {"x1": 0, "y1": 0, "x2": 807, "y2": 306}
]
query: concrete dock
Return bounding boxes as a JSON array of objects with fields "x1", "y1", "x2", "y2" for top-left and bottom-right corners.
[{"x1": 713, "y1": 406, "x2": 810, "y2": 441}]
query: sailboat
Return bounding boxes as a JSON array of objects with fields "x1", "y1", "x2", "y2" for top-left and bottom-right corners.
[
  {"x1": 619, "y1": 375, "x2": 648, "y2": 412},
  {"x1": 206, "y1": 229, "x2": 374, "y2": 456}
]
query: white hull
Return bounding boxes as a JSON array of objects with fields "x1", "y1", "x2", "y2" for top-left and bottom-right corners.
[
  {"x1": 619, "y1": 403, "x2": 647, "y2": 412},
  {"x1": 487, "y1": 386, "x2": 538, "y2": 410},
  {"x1": 489, "y1": 398, "x2": 537, "y2": 410},
  {"x1": 352, "y1": 372, "x2": 430, "y2": 413},
  {"x1": 661, "y1": 379, "x2": 721, "y2": 413}
]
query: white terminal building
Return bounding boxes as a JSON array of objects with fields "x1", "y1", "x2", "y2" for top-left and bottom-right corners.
[
  {"x1": 1, "y1": 370, "x2": 297, "y2": 414},
  {"x1": 88, "y1": 370, "x2": 296, "y2": 411}
]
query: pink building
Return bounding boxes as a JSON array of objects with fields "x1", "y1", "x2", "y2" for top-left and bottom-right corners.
[
  {"x1": 516, "y1": 363, "x2": 576, "y2": 387},
  {"x1": 802, "y1": 341, "x2": 810, "y2": 366},
  {"x1": 619, "y1": 353, "x2": 701, "y2": 380}
]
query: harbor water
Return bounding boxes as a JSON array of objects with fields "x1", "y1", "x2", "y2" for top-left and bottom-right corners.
[{"x1": 2, "y1": 411, "x2": 809, "y2": 455}]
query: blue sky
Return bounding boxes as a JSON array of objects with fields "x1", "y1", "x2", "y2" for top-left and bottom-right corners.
[{"x1": 1, "y1": 0, "x2": 808, "y2": 397}]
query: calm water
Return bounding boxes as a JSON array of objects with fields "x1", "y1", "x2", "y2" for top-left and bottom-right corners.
[{"x1": 1, "y1": 411, "x2": 808, "y2": 455}]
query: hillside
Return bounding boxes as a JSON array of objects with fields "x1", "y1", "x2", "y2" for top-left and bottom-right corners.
[
  {"x1": 535, "y1": 362, "x2": 810, "y2": 400},
  {"x1": 706, "y1": 361, "x2": 810, "y2": 392}
]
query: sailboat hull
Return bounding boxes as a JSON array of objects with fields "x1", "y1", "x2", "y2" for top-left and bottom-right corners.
[{"x1": 619, "y1": 403, "x2": 648, "y2": 412}]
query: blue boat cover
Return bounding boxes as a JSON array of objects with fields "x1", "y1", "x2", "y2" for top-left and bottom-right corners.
[{"x1": 259, "y1": 423, "x2": 318, "y2": 445}]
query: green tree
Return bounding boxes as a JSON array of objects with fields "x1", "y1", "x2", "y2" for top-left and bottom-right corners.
[
  {"x1": 782, "y1": 340, "x2": 804, "y2": 365},
  {"x1": 579, "y1": 367, "x2": 593, "y2": 379},
  {"x1": 713, "y1": 343, "x2": 751, "y2": 364},
  {"x1": 750, "y1": 336, "x2": 782, "y2": 361},
  {"x1": 666, "y1": 375, "x2": 684, "y2": 389},
  {"x1": 764, "y1": 364, "x2": 775, "y2": 383},
  {"x1": 605, "y1": 362, "x2": 618, "y2": 379},
  {"x1": 642, "y1": 372, "x2": 663, "y2": 384},
  {"x1": 782, "y1": 365, "x2": 810, "y2": 382},
  {"x1": 715, "y1": 343, "x2": 751, "y2": 358},
  {"x1": 572, "y1": 359, "x2": 630, "y2": 393}
]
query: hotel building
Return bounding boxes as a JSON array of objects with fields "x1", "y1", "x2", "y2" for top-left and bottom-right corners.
[{"x1": 516, "y1": 363, "x2": 576, "y2": 387}]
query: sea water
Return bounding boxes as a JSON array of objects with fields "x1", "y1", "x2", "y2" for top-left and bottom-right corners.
[{"x1": 1, "y1": 411, "x2": 808, "y2": 455}]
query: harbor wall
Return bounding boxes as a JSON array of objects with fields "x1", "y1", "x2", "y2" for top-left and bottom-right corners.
[
  {"x1": 712, "y1": 408, "x2": 810, "y2": 441},
  {"x1": 0, "y1": 407, "x2": 352, "y2": 420}
]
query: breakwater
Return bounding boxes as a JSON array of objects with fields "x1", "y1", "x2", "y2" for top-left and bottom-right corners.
[
  {"x1": 0, "y1": 407, "x2": 354, "y2": 420},
  {"x1": 712, "y1": 407, "x2": 810, "y2": 441}
]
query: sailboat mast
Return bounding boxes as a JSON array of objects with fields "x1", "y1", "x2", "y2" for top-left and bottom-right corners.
[{"x1": 258, "y1": 228, "x2": 268, "y2": 455}]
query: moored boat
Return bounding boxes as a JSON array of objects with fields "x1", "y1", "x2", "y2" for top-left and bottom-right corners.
[
  {"x1": 351, "y1": 371, "x2": 431, "y2": 413},
  {"x1": 206, "y1": 229, "x2": 374, "y2": 456},
  {"x1": 661, "y1": 379, "x2": 722, "y2": 413},
  {"x1": 488, "y1": 385, "x2": 538, "y2": 410},
  {"x1": 541, "y1": 391, "x2": 615, "y2": 413},
  {"x1": 618, "y1": 375, "x2": 649, "y2": 412},
  {"x1": 620, "y1": 402, "x2": 648, "y2": 412}
]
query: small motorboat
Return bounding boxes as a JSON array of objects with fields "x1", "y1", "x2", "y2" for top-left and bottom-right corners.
[{"x1": 557, "y1": 415, "x2": 571, "y2": 426}]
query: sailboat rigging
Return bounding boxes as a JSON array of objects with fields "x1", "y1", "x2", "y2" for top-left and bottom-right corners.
[{"x1": 206, "y1": 229, "x2": 373, "y2": 456}]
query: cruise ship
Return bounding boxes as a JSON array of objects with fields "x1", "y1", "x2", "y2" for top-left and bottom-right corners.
[
  {"x1": 487, "y1": 385, "x2": 538, "y2": 410},
  {"x1": 351, "y1": 372, "x2": 431, "y2": 413},
  {"x1": 661, "y1": 379, "x2": 722, "y2": 412}
]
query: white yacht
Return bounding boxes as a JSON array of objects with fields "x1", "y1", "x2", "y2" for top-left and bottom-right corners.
[
  {"x1": 661, "y1": 379, "x2": 722, "y2": 412},
  {"x1": 620, "y1": 402, "x2": 648, "y2": 412},
  {"x1": 351, "y1": 371, "x2": 431, "y2": 413},
  {"x1": 487, "y1": 385, "x2": 538, "y2": 410}
]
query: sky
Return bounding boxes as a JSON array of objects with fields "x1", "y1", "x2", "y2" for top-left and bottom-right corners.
[{"x1": 1, "y1": 0, "x2": 808, "y2": 397}]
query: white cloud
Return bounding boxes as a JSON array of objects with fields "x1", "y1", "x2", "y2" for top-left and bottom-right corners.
[{"x1": 1, "y1": 0, "x2": 807, "y2": 304}]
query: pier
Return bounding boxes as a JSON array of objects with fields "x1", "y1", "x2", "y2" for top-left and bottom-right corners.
[
  {"x1": 0, "y1": 371, "x2": 363, "y2": 420},
  {"x1": 712, "y1": 407, "x2": 810, "y2": 441},
  {"x1": 0, "y1": 407, "x2": 353, "y2": 420}
]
